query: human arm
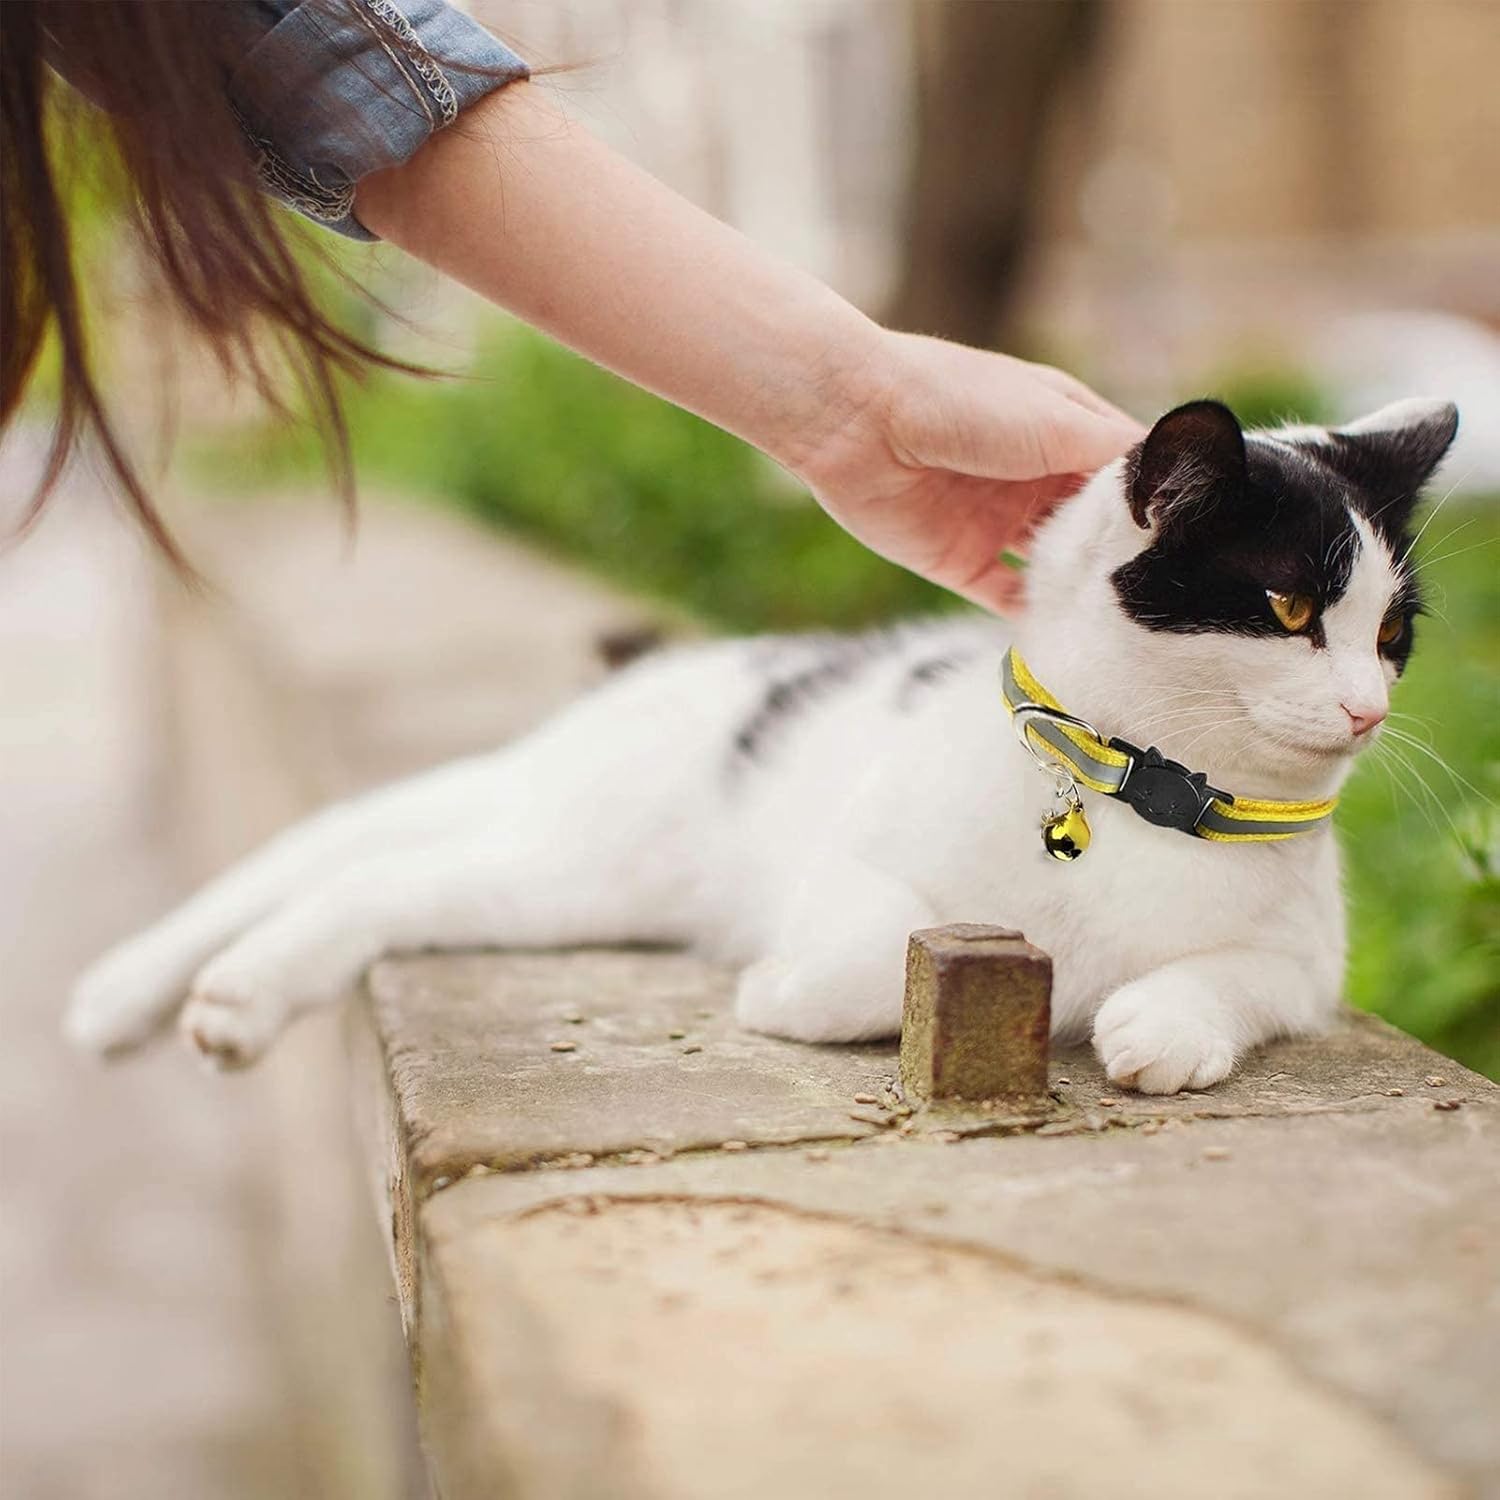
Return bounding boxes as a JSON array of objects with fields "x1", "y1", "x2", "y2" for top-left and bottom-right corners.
[{"x1": 355, "y1": 81, "x2": 1141, "y2": 611}]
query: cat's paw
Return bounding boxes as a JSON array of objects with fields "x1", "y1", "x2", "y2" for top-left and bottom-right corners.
[
  {"x1": 1092, "y1": 982, "x2": 1238, "y2": 1095},
  {"x1": 735, "y1": 955, "x2": 901, "y2": 1043},
  {"x1": 65, "y1": 941, "x2": 186, "y2": 1056},
  {"x1": 179, "y1": 957, "x2": 290, "y2": 1070},
  {"x1": 734, "y1": 958, "x2": 801, "y2": 1037}
]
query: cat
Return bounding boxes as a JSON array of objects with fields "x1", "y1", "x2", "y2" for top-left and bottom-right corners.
[{"x1": 64, "y1": 397, "x2": 1457, "y2": 1094}]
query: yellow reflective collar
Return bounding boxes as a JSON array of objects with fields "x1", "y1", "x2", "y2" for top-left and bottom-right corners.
[{"x1": 1001, "y1": 648, "x2": 1337, "y2": 843}]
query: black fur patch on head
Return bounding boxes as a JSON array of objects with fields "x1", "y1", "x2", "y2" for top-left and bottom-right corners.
[
  {"x1": 1319, "y1": 402, "x2": 1459, "y2": 549},
  {"x1": 1111, "y1": 400, "x2": 1455, "y2": 654}
]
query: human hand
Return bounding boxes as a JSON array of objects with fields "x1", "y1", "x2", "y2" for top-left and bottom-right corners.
[{"x1": 791, "y1": 332, "x2": 1143, "y2": 613}]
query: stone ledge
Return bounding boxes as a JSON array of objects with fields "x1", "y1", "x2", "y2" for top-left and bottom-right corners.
[
  {"x1": 354, "y1": 947, "x2": 1499, "y2": 1500},
  {"x1": 365, "y1": 947, "x2": 1486, "y2": 1199}
]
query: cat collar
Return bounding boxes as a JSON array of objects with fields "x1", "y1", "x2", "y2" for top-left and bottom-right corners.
[{"x1": 1001, "y1": 647, "x2": 1338, "y2": 860}]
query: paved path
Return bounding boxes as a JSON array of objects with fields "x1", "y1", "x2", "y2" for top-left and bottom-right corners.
[{"x1": 1, "y1": 470, "x2": 650, "y2": 1497}]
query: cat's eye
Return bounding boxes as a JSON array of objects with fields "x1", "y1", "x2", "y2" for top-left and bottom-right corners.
[
  {"x1": 1267, "y1": 591, "x2": 1316, "y2": 633},
  {"x1": 1378, "y1": 613, "x2": 1406, "y2": 648}
]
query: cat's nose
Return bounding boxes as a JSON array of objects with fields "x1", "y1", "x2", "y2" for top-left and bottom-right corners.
[{"x1": 1342, "y1": 702, "x2": 1387, "y2": 736}]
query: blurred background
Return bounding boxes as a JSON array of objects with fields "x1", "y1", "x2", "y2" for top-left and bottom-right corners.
[{"x1": 3, "y1": 2, "x2": 1496, "y2": 1496}]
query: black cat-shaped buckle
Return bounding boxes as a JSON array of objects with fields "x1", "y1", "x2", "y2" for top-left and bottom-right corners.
[{"x1": 1107, "y1": 741, "x2": 1232, "y2": 834}]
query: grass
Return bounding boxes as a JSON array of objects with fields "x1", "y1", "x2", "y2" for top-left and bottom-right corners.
[{"x1": 191, "y1": 324, "x2": 1500, "y2": 1078}]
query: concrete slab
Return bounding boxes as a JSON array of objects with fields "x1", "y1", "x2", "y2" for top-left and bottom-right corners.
[
  {"x1": 368, "y1": 950, "x2": 898, "y2": 1189},
  {"x1": 358, "y1": 948, "x2": 1499, "y2": 1500}
]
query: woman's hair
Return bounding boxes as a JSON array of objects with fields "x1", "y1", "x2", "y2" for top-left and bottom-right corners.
[{"x1": 0, "y1": 1, "x2": 444, "y2": 568}]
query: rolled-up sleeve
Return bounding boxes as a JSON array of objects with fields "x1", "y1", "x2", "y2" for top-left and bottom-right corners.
[{"x1": 227, "y1": 0, "x2": 528, "y2": 240}]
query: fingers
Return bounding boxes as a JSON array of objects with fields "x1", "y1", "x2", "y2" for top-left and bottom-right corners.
[
  {"x1": 938, "y1": 473, "x2": 1086, "y2": 617},
  {"x1": 1032, "y1": 390, "x2": 1144, "y2": 478},
  {"x1": 952, "y1": 557, "x2": 1026, "y2": 617},
  {"x1": 1030, "y1": 364, "x2": 1142, "y2": 431}
]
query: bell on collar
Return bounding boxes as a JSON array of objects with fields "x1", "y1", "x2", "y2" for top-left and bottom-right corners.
[{"x1": 1043, "y1": 800, "x2": 1091, "y2": 861}]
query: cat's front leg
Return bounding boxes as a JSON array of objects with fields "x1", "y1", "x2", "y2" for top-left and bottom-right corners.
[
  {"x1": 180, "y1": 835, "x2": 656, "y2": 1067},
  {"x1": 179, "y1": 846, "x2": 493, "y2": 1067},
  {"x1": 1092, "y1": 948, "x2": 1338, "y2": 1095}
]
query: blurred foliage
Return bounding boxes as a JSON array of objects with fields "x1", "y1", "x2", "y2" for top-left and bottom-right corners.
[
  {"x1": 192, "y1": 325, "x2": 1498, "y2": 1078},
  {"x1": 1339, "y1": 506, "x2": 1500, "y2": 1078},
  {"x1": 198, "y1": 323, "x2": 953, "y2": 631}
]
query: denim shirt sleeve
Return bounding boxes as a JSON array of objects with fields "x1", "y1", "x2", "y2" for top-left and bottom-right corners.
[{"x1": 227, "y1": 0, "x2": 529, "y2": 240}]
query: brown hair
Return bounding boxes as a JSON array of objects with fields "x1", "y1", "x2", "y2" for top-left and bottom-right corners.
[{"x1": 0, "y1": 1, "x2": 445, "y2": 569}]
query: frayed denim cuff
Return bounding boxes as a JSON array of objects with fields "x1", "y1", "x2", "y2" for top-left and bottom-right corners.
[{"x1": 228, "y1": 0, "x2": 528, "y2": 240}]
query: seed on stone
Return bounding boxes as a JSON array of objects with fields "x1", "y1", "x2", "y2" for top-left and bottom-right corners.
[
  {"x1": 1202, "y1": 1146, "x2": 1231, "y2": 1161},
  {"x1": 1424, "y1": 1076, "x2": 1446, "y2": 1087},
  {"x1": 848, "y1": 1110, "x2": 887, "y2": 1126},
  {"x1": 550, "y1": 1040, "x2": 577, "y2": 1053},
  {"x1": 1385, "y1": 1088, "x2": 1405, "y2": 1097},
  {"x1": 931, "y1": 1130, "x2": 961, "y2": 1144},
  {"x1": 564, "y1": 1013, "x2": 586, "y2": 1025},
  {"x1": 680, "y1": 1044, "x2": 703, "y2": 1055},
  {"x1": 668, "y1": 1029, "x2": 686, "y2": 1040},
  {"x1": 432, "y1": 1175, "x2": 452, "y2": 1190},
  {"x1": 1097, "y1": 1096, "x2": 1121, "y2": 1107},
  {"x1": 1055, "y1": 1078, "x2": 1072, "y2": 1087},
  {"x1": 1139, "y1": 1122, "x2": 1161, "y2": 1136},
  {"x1": 853, "y1": 1093, "x2": 880, "y2": 1105},
  {"x1": 1433, "y1": 1099, "x2": 1463, "y2": 1112},
  {"x1": 804, "y1": 1148, "x2": 831, "y2": 1163},
  {"x1": 696, "y1": 1009, "x2": 715, "y2": 1019},
  {"x1": 722, "y1": 1139, "x2": 749, "y2": 1152}
]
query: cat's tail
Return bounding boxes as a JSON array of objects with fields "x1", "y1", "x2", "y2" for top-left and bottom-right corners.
[{"x1": 64, "y1": 754, "x2": 501, "y2": 1056}]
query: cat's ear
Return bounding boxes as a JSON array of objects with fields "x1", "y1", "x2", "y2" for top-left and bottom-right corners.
[
  {"x1": 1327, "y1": 398, "x2": 1459, "y2": 531},
  {"x1": 1125, "y1": 400, "x2": 1246, "y2": 532}
]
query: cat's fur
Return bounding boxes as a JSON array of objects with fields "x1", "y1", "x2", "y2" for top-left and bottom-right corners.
[{"x1": 65, "y1": 398, "x2": 1457, "y2": 1094}]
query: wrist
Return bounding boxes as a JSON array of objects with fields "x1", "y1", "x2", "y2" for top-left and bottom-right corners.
[{"x1": 760, "y1": 302, "x2": 892, "y2": 495}]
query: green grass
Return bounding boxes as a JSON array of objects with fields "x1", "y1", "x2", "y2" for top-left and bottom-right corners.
[{"x1": 191, "y1": 325, "x2": 1499, "y2": 1078}]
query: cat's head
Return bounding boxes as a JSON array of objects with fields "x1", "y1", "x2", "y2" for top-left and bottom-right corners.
[{"x1": 1023, "y1": 398, "x2": 1458, "y2": 790}]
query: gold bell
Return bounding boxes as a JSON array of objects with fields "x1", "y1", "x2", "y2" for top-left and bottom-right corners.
[{"x1": 1042, "y1": 801, "x2": 1091, "y2": 861}]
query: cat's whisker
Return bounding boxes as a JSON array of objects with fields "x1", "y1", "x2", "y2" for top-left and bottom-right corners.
[
  {"x1": 1385, "y1": 710, "x2": 1436, "y2": 740},
  {"x1": 1379, "y1": 741, "x2": 1473, "y2": 851},
  {"x1": 1416, "y1": 591, "x2": 1452, "y2": 627},
  {"x1": 1172, "y1": 718, "x2": 1240, "y2": 760},
  {"x1": 1368, "y1": 743, "x2": 1422, "y2": 830},
  {"x1": 1407, "y1": 513, "x2": 1475, "y2": 569},
  {"x1": 1372, "y1": 743, "x2": 1445, "y2": 842},
  {"x1": 1379, "y1": 726, "x2": 1495, "y2": 808},
  {"x1": 1408, "y1": 531, "x2": 1496, "y2": 574},
  {"x1": 1131, "y1": 702, "x2": 1241, "y2": 736},
  {"x1": 1400, "y1": 467, "x2": 1472, "y2": 565}
]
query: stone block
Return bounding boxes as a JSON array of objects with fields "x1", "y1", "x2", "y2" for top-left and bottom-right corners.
[{"x1": 900, "y1": 923, "x2": 1051, "y2": 1102}]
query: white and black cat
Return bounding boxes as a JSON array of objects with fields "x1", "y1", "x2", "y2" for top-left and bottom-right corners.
[{"x1": 66, "y1": 398, "x2": 1457, "y2": 1094}]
